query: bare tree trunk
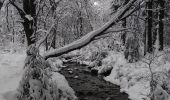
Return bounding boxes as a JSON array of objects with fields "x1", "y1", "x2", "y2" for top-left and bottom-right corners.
[
  {"x1": 121, "y1": 18, "x2": 126, "y2": 45},
  {"x1": 0, "y1": 1, "x2": 2, "y2": 9},
  {"x1": 146, "y1": 0, "x2": 153, "y2": 53},
  {"x1": 12, "y1": 20, "x2": 15, "y2": 43},
  {"x1": 45, "y1": 38, "x2": 48, "y2": 51},
  {"x1": 51, "y1": 30, "x2": 56, "y2": 49},
  {"x1": 23, "y1": 0, "x2": 36, "y2": 46},
  {"x1": 144, "y1": 24, "x2": 147, "y2": 55},
  {"x1": 43, "y1": 21, "x2": 48, "y2": 51},
  {"x1": 121, "y1": 0, "x2": 129, "y2": 45},
  {"x1": 158, "y1": 0, "x2": 164, "y2": 51}
]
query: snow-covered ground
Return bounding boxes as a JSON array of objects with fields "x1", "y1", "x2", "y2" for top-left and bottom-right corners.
[
  {"x1": 0, "y1": 52, "x2": 77, "y2": 100},
  {"x1": 0, "y1": 53, "x2": 25, "y2": 100},
  {"x1": 1, "y1": 48, "x2": 170, "y2": 100},
  {"x1": 103, "y1": 51, "x2": 170, "y2": 100}
]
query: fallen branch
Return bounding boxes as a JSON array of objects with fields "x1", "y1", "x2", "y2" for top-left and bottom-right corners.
[{"x1": 43, "y1": 0, "x2": 137, "y2": 60}]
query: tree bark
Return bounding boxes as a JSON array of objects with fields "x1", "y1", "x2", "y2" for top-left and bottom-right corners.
[
  {"x1": 146, "y1": 0, "x2": 153, "y2": 53},
  {"x1": 144, "y1": 24, "x2": 147, "y2": 55},
  {"x1": 0, "y1": 1, "x2": 3, "y2": 10},
  {"x1": 43, "y1": 0, "x2": 136, "y2": 59},
  {"x1": 121, "y1": 18, "x2": 126, "y2": 45},
  {"x1": 51, "y1": 32, "x2": 56, "y2": 49},
  {"x1": 158, "y1": 0, "x2": 164, "y2": 51},
  {"x1": 12, "y1": 20, "x2": 15, "y2": 43},
  {"x1": 23, "y1": 0, "x2": 36, "y2": 46}
]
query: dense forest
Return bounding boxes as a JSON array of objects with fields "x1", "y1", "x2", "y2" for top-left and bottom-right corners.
[{"x1": 0, "y1": 0, "x2": 170, "y2": 100}]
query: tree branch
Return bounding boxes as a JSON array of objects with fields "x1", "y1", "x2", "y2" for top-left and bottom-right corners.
[
  {"x1": 121, "y1": 0, "x2": 144, "y2": 20},
  {"x1": 94, "y1": 28, "x2": 132, "y2": 40},
  {"x1": 43, "y1": 0, "x2": 137, "y2": 60},
  {"x1": 8, "y1": 0, "x2": 26, "y2": 19}
]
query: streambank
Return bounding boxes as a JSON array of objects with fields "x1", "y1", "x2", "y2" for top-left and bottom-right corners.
[{"x1": 60, "y1": 62, "x2": 130, "y2": 100}]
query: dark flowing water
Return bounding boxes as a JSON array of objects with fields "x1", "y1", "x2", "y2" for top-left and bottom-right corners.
[{"x1": 60, "y1": 63, "x2": 130, "y2": 100}]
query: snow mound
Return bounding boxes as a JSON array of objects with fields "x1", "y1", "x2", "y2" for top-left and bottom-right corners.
[
  {"x1": 0, "y1": 50, "x2": 77, "y2": 100},
  {"x1": 153, "y1": 84, "x2": 170, "y2": 100},
  {"x1": 51, "y1": 72, "x2": 77, "y2": 100},
  {"x1": 104, "y1": 51, "x2": 170, "y2": 100}
]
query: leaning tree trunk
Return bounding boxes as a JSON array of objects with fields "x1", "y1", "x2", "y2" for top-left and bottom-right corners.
[{"x1": 23, "y1": 0, "x2": 36, "y2": 46}]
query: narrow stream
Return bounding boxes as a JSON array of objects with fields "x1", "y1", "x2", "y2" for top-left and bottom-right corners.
[{"x1": 60, "y1": 63, "x2": 130, "y2": 100}]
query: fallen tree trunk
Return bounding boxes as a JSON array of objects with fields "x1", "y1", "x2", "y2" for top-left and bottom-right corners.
[{"x1": 43, "y1": 0, "x2": 137, "y2": 60}]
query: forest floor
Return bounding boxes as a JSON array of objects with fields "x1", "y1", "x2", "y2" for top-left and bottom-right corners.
[{"x1": 60, "y1": 62, "x2": 130, "y2": 100}]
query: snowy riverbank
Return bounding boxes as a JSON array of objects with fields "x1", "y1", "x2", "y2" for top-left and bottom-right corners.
[
  {"x1": 104, "y1": 51, "x2": 170, "y2": 100},
  {"x1": 1, "y1": 50, "x2": 170, "y2": 100},
  {"x1": 0, "y1": 52, "x2": 77, "y2": 100}
]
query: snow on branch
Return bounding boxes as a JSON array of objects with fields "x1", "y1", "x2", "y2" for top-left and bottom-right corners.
[
  {"x1": 43, "y1": 0, "x2": 137, "y2": 60},
  {"x1": 25, "y1": 15, "x2": 33, "y2": 21}
]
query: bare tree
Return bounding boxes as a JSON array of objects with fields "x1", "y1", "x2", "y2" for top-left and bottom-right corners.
[
  {"x1": 9, "y1": 0, "x2": 36, "y2": 46},
  {"x1": 23, "y1": 0, "x2": 36, "y2": 46},
  {"x1": 145, "y1": 0, "x2": 153, "y2": 53},
  {"x1": 158, "y1": 0, "x2": 165, "y2": 51},
  {"x1": 144, "y1": 0, "x2": 165, "y2": 54}
]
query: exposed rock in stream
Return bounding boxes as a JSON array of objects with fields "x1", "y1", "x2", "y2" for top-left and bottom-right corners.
[{"x1": 60, "y1": 62, "x2": 130, "y2": 100}]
